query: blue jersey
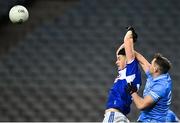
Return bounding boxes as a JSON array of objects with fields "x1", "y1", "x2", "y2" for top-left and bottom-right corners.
[
  {"x1": 138, "y1": 71, "x2": 172, "y2": 122},
  {"x1": 166, "y1": 110, "x2": 179, "y2": 122},
  {"x1": 106, "y1": 59, "x2": 141, "y2": 115}
]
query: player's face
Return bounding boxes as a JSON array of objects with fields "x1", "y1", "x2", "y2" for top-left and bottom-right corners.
[{"x1": 116, "y1": 55, "x2": 126, "y2": 69}]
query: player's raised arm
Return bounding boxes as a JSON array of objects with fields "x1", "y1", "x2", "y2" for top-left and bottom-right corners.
[
  {"x1": 135, "y1": 51, "x2": 151, "y2": 72},
  {"x1": 123, "y1": 27, "x2": 136, "y2": 63}
]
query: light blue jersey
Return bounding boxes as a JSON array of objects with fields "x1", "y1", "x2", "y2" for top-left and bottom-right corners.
[
  {"x1": 166, "y1": 110, "x2": 179, "y2": 122},
  {"x1": 138, "y1": 71, "x2": 172, "y2": 122},
  {"x1": 106, "y1": 59, "x2": 141, "y2": 115}
]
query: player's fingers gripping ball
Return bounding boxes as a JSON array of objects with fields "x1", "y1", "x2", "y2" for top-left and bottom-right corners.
[{"x1": 9, "y1": 5, "x2": 29, "y2": 24}]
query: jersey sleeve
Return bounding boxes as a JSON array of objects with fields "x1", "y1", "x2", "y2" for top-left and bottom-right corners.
[
  {"x1": 148, "y1": 83, "x2": 166, "y2": 102},
  {"x1": 126, "y1": 59, "x2": 141, "y2": 86},
  {"x1": 126, "y1": 59, "x2": 138, "y2": 81}
]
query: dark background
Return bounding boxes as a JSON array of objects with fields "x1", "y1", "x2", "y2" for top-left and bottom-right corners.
[{"x1": 0, "y1": 0, "x2": 179, "y2": 121}]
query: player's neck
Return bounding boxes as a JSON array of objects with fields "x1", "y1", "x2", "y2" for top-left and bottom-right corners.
[{"x1": 152, "y1": 72, "x2": 161, "y2": 78}]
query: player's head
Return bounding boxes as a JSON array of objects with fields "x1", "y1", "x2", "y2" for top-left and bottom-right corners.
[
  {"x1": 117, "y1": 47, "x2": 125, "y2": 56},
  {"x1": 150, "y1": 53, "x2": 172, "y2": 75},
  {"x1": 116, "y1": 48, "x2": 126, "y2": 69}
]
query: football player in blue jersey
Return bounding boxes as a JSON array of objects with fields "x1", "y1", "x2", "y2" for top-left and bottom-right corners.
[
  {"x1": 102, "y1": 27, "x2": 142, "y2": 123},
  {"x1": 129, "y1": 51, "x2": 173, "y2": 122}
]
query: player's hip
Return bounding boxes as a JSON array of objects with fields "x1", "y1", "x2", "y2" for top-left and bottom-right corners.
[{"x1": 103, "y1": 109, "x2": 130, "y2": 123}]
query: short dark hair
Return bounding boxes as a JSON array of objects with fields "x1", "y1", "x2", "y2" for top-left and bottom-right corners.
[
  {"x1": 118, "y1": 48, "x2": 126, "y2": 55},
  {"x1": 154, "y1": 53, "x2": 172, "y2": 74}
]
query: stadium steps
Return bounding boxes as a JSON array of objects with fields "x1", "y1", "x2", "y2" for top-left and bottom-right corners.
[{"x1": 0, "y1": 0, "x2": 79, "y2": 56}]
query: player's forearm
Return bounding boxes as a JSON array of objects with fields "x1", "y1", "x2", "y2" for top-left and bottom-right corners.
[
  {"x1": 124, "y1": 31, "x2": 135, "y2": 62},
  {"x1": 134, "y1": 51, "x2": 150, "y2": 72},
  {"x1": 132, "y1": 92, "x2": 154, "y2": 110},
  {"x1": 131, "y1": 92, "x2": 146, "y2": 110},
  {"x1": 134, "y1": 51, "x2": 148, "y2": 65}
]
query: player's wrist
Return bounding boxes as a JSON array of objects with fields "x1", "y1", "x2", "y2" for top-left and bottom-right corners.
[{"x1": 131, "y1": 90, "x2": 137, "y2": 95}]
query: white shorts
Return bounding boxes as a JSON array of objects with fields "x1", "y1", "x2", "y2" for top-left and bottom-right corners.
[{"x1": 102, "y1": 111, "x2": 130, "y2": 123}]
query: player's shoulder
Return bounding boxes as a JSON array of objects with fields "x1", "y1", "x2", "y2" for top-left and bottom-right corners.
[
  {"x1": 152, "y1": 80, "x2": 165, "y2": 87},
  {"x1": 126, "y1": 58, "x2": 139, "y2": 66},
  {"x1": 151, "y1": 80, "x2": 170, "y2": 94},
  {"x1": 155, "y1": 73, "x2": 171, "y2": 80},
  {"x1": 154, "y1": 74, "x2": 172, "y2": 87}
]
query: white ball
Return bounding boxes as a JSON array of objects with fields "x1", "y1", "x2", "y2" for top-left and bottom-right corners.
[{"x1": 9, "y1": 5, "x2": 29, "y2": 23}]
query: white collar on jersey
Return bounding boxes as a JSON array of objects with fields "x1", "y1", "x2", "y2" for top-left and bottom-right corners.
[{"x1": 118, "y1": 68, "x2": 136, "y2": 83}]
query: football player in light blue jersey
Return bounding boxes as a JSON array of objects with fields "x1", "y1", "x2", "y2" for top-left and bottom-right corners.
[
  {"x1": 130, "y1": 51, "x2": 173, "y2": 122},
  {"x1": 103, "y1": 27, "x2": 142, "y2": 123}
]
